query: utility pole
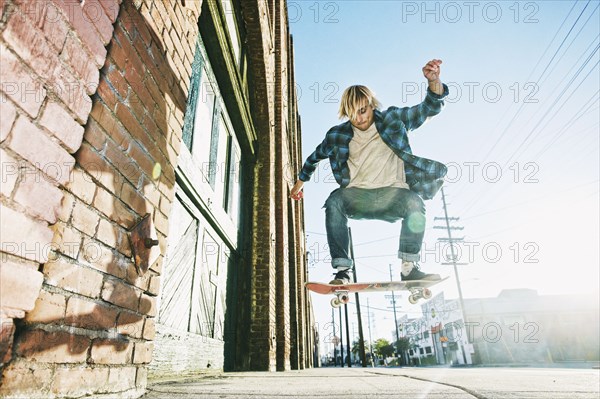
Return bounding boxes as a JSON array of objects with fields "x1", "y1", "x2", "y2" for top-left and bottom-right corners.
[
  {"x1": 349, "y1": 228, "x2": 367, "y2": 367},
  {"x1": 331, "y1": 308, "x2": 337, "y2": 366},
  {"x1": 366, "y1": 298, "x2": 374, "y2": 367},
  {"x1": 434, "y1": 187, "x2": 471, "y2": 346},
  {"x1": 388, "y1": 264, "x2": 401, "y2": 358}
]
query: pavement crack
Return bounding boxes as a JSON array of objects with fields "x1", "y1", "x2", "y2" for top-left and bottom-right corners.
[{"x1": 365, "y1": 371, "x2": 488, "y2": 399}]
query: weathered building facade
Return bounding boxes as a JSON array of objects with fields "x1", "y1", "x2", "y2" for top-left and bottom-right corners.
[{"x1": 0, "y1": 0, "x2": 313, "y2": 397}]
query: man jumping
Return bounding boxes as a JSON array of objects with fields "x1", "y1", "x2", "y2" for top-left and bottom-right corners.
[{"x1": 291, "y1": 59, "x2": 449, "y2": 285}]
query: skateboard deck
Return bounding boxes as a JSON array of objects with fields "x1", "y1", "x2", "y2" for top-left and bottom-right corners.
[{"x1": 306, "y1": 277, "x2": 448, "y2": 307}]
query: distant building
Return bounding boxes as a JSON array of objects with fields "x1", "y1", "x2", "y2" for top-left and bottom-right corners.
[
  {"x1": 398, "y1": 289, "x2": 599, "y2": 366},
  {"x1": 464, "y1": 289, "x2": 600, "y2": 365}
]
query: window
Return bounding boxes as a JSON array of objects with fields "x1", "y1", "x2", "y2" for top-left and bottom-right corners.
[
  {"x1": 191, "y1": 66, "x2": 215, "y2": 179},
  {"x1": 182, "y1": 41, "x2": 243, "y2": 227},
  {"x1": 226, "y1": 139, "x2": 241, "y2": 220},
  {"x1": 221, "y1": 0, "x2": 241, "y2": 65}
]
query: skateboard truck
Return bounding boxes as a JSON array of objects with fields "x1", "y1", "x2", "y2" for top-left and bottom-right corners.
[
  {"x1": 331, "y1": 290, "x2": 350, "y2": 308},
  {"x1": 408, "y1": 287, "x2": 432, "y2": 304}
]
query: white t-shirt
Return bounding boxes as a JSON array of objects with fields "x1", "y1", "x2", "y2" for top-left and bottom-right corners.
[{"x1": 347, "y1": 122, "x2": 409, "y2": 189}]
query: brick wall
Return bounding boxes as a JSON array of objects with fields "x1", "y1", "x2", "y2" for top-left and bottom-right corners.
[
  {"x1": 0, "y1": 0, "x2": 198, "y2": 397},
  {"x1": 1, "y1": 0, "x2": 313, "y2": 395},
  {"x1": 1, "y1": 0, "x2": 120, "y2": 395},
  {"x1": 240, "y1": 0, "x2": 311, "y2": 372}
]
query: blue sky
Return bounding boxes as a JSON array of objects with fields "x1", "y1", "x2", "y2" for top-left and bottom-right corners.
[{"x1": 287, "y1": 1, "x2": 599, "y2": 347}]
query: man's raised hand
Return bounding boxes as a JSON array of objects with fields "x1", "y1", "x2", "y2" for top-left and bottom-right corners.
[
  {"x1": 423, "y1": 59, "x2": 444, "y2": 95},
  {"x1": 423, "y1": 59, "x2": 442, "y2": 82}
]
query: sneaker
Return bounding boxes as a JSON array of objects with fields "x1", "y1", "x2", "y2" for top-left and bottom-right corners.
[
  {"x1": 401, "y1": 261, "x2": 440, "y2": 281},
  {"x1": 329, "y1": 269, "x2": 352, "y2": 285}
]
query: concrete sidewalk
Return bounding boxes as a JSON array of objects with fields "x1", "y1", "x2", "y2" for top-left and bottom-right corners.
[{"x1": 142, "y1": 366, "x2": 600, "y2": 399}]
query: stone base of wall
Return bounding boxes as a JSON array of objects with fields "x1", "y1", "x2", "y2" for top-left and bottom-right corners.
[{"x1": 148, "y1": 323, "x2": 224, "y2": 381}]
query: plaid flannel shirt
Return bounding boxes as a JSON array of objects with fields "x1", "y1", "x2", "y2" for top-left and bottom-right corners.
[{"x1": 298, "y1": 84, "x2": 449, "y2": 200}]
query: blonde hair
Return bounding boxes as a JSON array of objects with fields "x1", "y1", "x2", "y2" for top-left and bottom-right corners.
[{"x1": 338, "y1": 85, "x2": 382, "y2": 120}]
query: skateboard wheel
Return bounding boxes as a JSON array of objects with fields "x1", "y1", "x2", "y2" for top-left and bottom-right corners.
[
  {"x1": 408, "y1": 295, "x2": 419, "y2": 305},
  {"x1": 422, "y1": 288, "x2": 432, "y2": 299},
  {"x1": 340, "y1": 294, "x2": 350, "y2": 304},
  {"x1": 330, "y1": 297, "x2": 342, "y2": 308}
]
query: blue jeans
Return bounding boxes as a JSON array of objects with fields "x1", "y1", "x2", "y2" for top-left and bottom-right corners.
[{"x1": 324, "y1": 187, "x2": 426, "y2": 269}]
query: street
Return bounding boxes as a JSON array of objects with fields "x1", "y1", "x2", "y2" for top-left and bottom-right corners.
[{"x1": 142, "y1": 366, "x2": 600, "y2": 399}]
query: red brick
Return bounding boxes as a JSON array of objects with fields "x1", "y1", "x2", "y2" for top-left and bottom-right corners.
[
  {"x1": 27, "y1": 1, "x2": 70, "y2": 51},
  {"x1": 90, "y1": 337, "x2": 133, "y2": 364},
  {"x1": 24, "y1": 289, "x2": 67, "y2": 324},
  {"x1": 128, "y1": 142, "x2": 156, "y2": 178},
  {"x1": 80, "y1": 237, "x2": 126, "y2": 279},
  {"x1": 158, "y1": 194, "x2": 172, "y2": 220},
  {"x1": 40, "y1": 100, "x2": 85, "y2": 153},
  {"x1": 14, "y1": 170, "x2": 63, "y2": 224},
  {"x1": 0, "y1": 260, "x2": 44, "y2": 311},
  {"x1": 50, "y1": 366, "x2": 109, "y2": 397},
  {"x1": 116, "y1": 229, "x2": 132, "y2": 258},
  {"x1": 128, "y1": 92, "x2": 146, "y2": 123},
  {"x1": 107, "y1": 37, "x2": 128, "y2": 72},
  {"x1": 71, "y1": 200, "x2": 100, "y2": 237},
  {"x1": 113, "y1": 25, "x2": 145, "y2": 76},
  {"x1": 2, "y1": 7, "x2": 60, "y2": 81},
  {"x1": 66, "y1": 166, "x2": 97, "y2": 204},
  {"x1": 142, "y1": 317, "x2": 155, "y2": 340},
  {"x1": 149, "y1": 254, "x2": 163, "y2": 276},
  {"x1": 56, "y1": 191, "x2": 76, "y2": 223},
  {"x1": 152, "y1": 1, "x2": 172, "y2": 32},
  {"x1": 76, "y1": 143, "x2": 121, "y2": 193},
  {"x1": 0, "y1": 95, "x2": 17, "y2": 142},
  {"x1": 55, "y1": 0, "x2": 107, "y2": 67},
  {"x1": 50, "y1": 222, "x2": 83, "y2": 260},
  {"x1": 145, "y1": 73, "x2": 163, "y2": 107},
  {"x1": 92, "y1": 186, "x2": 136, "y2": 229},
  {"x1": 89, "y1": 99, "x2": 115, "y2": 133},
  {"x1": 16, "y1": 329, "x2": 90, "y2": 363},
  {"x1": 84, "y1": 115, "x2": 107, "y2": 151},
  {"x1": 61, "y1": 34, "x2": 100, "y2": 95},
  {"x1": 105, "y1": 140, "x2": 141, "y2": 187},
  {"x1": 0, "y1": 43, "x2": 47, "y2": 118},
  {"x1": 147, "y1": 274, "x2": 160, "y2": 296},
  {"x1": 50, "y1": 62, "x2": 93, "y2": 123},
  {"x1": 0, "y1": 148, "x2": 19, "y2": 197},
  {"x1": 65, "y1": 296, "x2": 118, "y2": 329},
  {"x1": 96, "y1": 219, "x2": 119, "y2": 249},
  {"x1": 120, "y1": 182, "x2": 148, "y2": 216},
  {"x1": 115, "y1": 104, "x2": 147, "y2": 150},
  {"x1": 96, "y1": 78, "x2": 119, "y2": 111},
  {"x1": 101, "y1": 278, "x2": 139, "y2": 311},
  {"x1": 99, "y1": 0, "x2": 120, "y2": 23},
  {"x1": 117, "y1": 311, "x2": 144, "y2": 338},
  {"x1": 153, "y1": 209, "x2": 169, "y2": 236},
  {"x1": 133, "y1": 341, "x2": 153, "y2": 364},
  {"x1": 8, "y1": 116, "x2": 75, "y2": 185},
  {"x1": 103, "y1": 64, "x2": 128, "y2": 99},
  {"x1": 0, "y1": 204, "x2": 54, "y2": 263},
  {"x1": 44, "y1": 258, "x2": 103, "y2": 298},
  {"x1": 142, "y1": 178, "x2": 161, "y2": 209},
  {"x1": 83, "y1": 0, "x2": 114, "y2": 45},
  {"x1": 138, "y1": 293, "x2": 156, "y2": 317}
]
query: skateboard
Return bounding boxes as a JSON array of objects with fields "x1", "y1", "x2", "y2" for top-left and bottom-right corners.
[{"x1": 305, "y1": 277, "x2": 448, "y2": 308}]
